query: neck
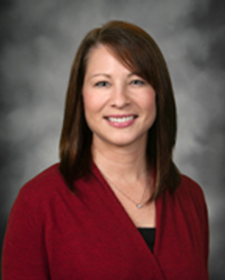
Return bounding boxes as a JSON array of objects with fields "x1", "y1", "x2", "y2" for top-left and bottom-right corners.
[{"x1": 92, "y1": 139, "x2": 150, "y2": 183}]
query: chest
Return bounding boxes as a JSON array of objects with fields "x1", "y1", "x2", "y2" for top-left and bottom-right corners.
[
  {"x1": 43, "y1": 187, "x2": 207, "y2": 280},
  {"x1": 107, "y1": 178, "x2": 156, "y2": 228}
]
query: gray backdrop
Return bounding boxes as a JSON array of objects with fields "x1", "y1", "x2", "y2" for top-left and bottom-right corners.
[{"x1": 0, "y1": 0, "x2": 224, "y2": 279}]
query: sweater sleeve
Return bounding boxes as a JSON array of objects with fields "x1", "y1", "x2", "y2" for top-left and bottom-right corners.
[
  {"x1": 198, "y1": 186, "x2": 210, "y2": 279},
  {"x1": 192, "y1": 179, "x2": 210, "y2": 272},
  {"x1": 202, "y1": 189, "x2": 210, "y2": 276},
  {"x1": 2, "y1": 187, "x2": 50, "y2": 280},
  {"x1": 183, "y1": 175, "x2": 210, "y2": 278}
]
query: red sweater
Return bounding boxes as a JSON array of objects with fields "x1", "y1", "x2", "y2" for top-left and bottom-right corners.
[{"x1": 2, "y1": 163, "x2": 209, "y2": 280}]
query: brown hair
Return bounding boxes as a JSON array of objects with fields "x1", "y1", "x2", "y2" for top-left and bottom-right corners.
[{"x1": 59, "y1": 20, "x2": 180, "y2": 199}]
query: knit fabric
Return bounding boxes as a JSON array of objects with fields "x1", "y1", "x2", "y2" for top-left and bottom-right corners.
[{"x1": 2, "y1": 163, "x2": 209, "y2": 280}]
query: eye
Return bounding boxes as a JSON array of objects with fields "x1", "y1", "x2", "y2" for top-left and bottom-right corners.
[
  {"x1": 95, "y1": 81, "x2": 110, "y2": 87},
  {"x1": 130, "y1": 79, "x2": 145, "y2": 86}
]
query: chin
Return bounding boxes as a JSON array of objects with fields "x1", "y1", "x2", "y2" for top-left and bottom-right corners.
[{"x1": 106, "y1": 135, "x2": 147, "y2": 148}]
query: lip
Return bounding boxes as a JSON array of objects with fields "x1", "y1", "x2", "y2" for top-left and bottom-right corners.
[{"x1": 104, "y1": 114, "x2": 137, "y2": 128}]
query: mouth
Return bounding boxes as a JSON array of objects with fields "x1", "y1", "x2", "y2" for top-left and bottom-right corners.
[
  {"x1": 105, "y1": 115, "x2": 137, "y2": 123},
  {"x1": 104, "y1": 114, "x2": 137, "y2": 128}
]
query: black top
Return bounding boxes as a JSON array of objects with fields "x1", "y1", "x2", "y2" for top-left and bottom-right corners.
[{"x1": 137, "y1": 228, "x2": 156, "y2": 252}]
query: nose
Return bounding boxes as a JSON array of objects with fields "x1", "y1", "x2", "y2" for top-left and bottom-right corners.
[{"x1": 110, "y1": 84, "x2": 130, "y2": 109}]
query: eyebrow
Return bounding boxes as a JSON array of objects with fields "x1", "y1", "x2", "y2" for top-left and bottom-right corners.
[
  {"x1": 89, "y1": 73, "x2": 111, "y2": 79},
  {"x1": 88, "y1": 72, "x2": 137, "y2": 80}
]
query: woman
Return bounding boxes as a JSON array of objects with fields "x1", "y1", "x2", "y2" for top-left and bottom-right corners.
[{"x1": 2, "y1": 21, "x2": 209, "y2": 279}]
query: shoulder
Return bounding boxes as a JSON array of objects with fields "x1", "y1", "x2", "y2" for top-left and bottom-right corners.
[
  {"x1": 24, "y1": 162, "x2": 62, "y2": 185},
  {"x1": 175, "y1": 174, "x2": 207, "y2": 209},
  {"x1": 6, "y1": 164, "x2": 66, "y2": 234},
  {"x1": 16, "y1": 163, "x2": 67, "y2": 208},
  {"x1": 179, "y1": 174, "x2": 205, "y2": 196}
]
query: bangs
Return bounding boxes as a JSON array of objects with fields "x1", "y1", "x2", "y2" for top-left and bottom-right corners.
[{"x1": 97, "y1": 27, "x2": 159, "y2": 90}]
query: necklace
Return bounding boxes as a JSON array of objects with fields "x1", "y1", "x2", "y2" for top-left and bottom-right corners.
[{"x1": 102, "y1": 173, "x2": 151, "y2": 209}]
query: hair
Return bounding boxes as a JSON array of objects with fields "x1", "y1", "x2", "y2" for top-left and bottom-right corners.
[{"x1": 59, "y1": 20, "x2": 180, "y2": 200}]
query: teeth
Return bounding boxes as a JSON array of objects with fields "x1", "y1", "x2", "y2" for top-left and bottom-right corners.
[{"x1": 108, "y1": 116, "x2": 135, "y2": 123}]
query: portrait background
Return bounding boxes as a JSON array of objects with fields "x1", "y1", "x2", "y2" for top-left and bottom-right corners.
[{"x1": 0, "y1": 0, "x2": 224, "y2": 278}]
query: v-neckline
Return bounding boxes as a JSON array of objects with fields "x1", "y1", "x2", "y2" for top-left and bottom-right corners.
[{"x1": 91, "y1": 162, "x2": 161, "y2": 257}]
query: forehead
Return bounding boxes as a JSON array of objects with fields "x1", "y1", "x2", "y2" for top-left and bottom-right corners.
[
  {"x1": 85, "y1": 45, "x2": 127, "y2": 72},
  {"x1": 85, "y1": 44, "x2": 136, "y2": 75},
  {"x1": 87, "y1": 44, "x2": 113, "y2": 61}
]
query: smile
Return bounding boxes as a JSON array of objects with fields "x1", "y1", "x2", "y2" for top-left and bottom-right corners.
[
  {"x1": 107, "y1": 116, "x2": 135, "y2": 123},
  {"x1": 104, "y1": 115, "x2": 137, "y2": 128}
]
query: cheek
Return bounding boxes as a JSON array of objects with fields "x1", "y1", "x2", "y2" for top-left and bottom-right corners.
[
  {"x1": 146, "y1": 102, "x2": 157, "y2": 124},
  {"x1": 82, "y1": 93, "x2": 105, "y2": 127},
  {"x1": 82, "y1": 95, "x2": 95, "y2": 131},
  {"x1": 141, "y1": 91, "x2": 157, "y2": 114},
  {"x1": 83, "y1": 89, "x2": 108, "y2": 116},
  {"x1": 82, "y1": 89, "x2": 96, "y2": 116},
  {"x1": 83, "y1": 95, "x2": 93, "y2": 116}
]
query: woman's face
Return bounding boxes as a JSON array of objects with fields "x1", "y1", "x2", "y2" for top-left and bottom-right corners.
[{"x1": 82, "y1": 44, "x2": 156, "y2": 150}]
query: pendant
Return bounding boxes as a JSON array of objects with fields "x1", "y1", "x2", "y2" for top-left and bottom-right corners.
[{"x1": 137, "y1": 204, "x2": 142, "y2": 209}]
